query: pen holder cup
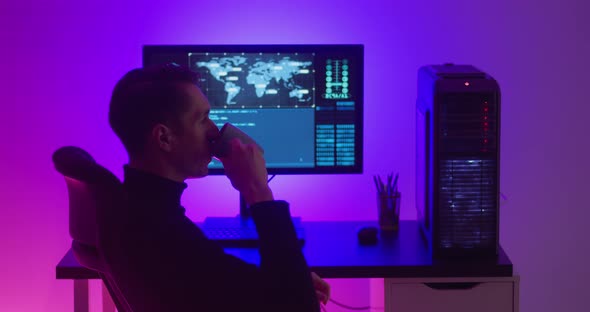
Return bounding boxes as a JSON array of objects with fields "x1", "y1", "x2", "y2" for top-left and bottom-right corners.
[{"x1": 378, "y1": 192, "x2": 401, "y2": 231}]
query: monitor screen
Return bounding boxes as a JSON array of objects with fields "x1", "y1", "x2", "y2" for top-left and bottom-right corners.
[{"x1": 143, "y1": 44, "x2": 364, "y2": 175}]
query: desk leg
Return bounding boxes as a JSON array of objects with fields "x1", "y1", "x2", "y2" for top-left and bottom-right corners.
[
  {"x1": 73, "y1": 279, "x2": 89, "y2": 312},
  {"x1": 102, "y1": 282, "x2": 116, "y2": 312},
  {"x1": 370, "y1": 278, "x2": 385, "y2": 312}
]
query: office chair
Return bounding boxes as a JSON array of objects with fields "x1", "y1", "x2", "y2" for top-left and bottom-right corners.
[{"x1": 53, "y1": 146, "x2": 133, "y2": 312}]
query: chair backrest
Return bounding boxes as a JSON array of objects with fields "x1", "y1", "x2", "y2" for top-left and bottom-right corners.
[
  {"x1": 53, "y1": 146, "x2": 121, "y2": 247},
  {"x1": 53, "y1": 146, "x2": 133, "y2": 312}
]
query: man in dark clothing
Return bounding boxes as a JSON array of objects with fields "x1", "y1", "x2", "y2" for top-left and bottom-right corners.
[{"x1": 100, "y1": 63, "x2": 329, "y2": 311}]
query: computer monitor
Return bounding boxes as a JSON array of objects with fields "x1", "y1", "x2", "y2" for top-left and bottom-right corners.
[{"x1": 143, "y1": 45, "x2": 364, "y2": 177}]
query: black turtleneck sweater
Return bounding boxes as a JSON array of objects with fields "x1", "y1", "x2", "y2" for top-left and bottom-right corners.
[{"x1": 97, "y1": 166, "x2": 319, "y2": 312}]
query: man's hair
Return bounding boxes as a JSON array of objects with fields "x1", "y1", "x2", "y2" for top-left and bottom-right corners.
[{"x1": 108, "y1": 63, "x2": 200, "y2": 155}]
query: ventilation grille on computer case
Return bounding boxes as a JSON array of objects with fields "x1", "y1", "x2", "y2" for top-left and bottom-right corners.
[
  {"x1": 437, "y1": 92, "x2": 498, "y2": 251},
  {"x1": 438, "y1": 158, "x2": 497, "y2": 249}
]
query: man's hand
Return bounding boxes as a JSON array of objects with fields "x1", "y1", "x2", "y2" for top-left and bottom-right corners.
[
  {"x1": 219, "y1": 138, "x2": 273, "y2": 205},
  {"x1": 312, "y1": 272, "x2": 331, "y2": 305}
]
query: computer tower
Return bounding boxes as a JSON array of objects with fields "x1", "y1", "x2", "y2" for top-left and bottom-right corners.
[{"x1": 416, "y1": 64, "x2": 500, "y2": 258}]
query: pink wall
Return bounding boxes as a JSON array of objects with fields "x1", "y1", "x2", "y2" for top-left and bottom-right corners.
[{"x1": 0, "y1": 0, "x2": 588, "y2": 311}]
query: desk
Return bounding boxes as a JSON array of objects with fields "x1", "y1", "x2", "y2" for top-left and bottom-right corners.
[{"x1": 56, "y1": 221, "x2": 515, "y2": 311}]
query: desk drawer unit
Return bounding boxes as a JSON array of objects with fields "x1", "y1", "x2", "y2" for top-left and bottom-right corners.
[{"x1": 385, "y1": 276, "x2": 519, "y2": 312}]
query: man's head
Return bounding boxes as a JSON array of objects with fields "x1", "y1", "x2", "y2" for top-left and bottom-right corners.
[{"x1": 109, "y1": 64, "x2": 219, "y2": 181}]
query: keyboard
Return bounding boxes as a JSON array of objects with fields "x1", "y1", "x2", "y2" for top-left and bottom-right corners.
[{"x1": 201, "y1": 217, "x2": 305, "y2": 248}]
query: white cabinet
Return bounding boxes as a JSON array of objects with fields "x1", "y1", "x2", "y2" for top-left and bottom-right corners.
[{"x1": 385, "y1": 276, "x2": 519, "y2": 312}]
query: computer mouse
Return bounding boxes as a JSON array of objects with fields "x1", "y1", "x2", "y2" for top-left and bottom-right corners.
[{"x1": 357, "y1": 226, "x2": 378, "y2": 245}]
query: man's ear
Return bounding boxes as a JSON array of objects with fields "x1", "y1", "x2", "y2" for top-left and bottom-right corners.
[{"x1": 152, "y1": 123, "x2": 175, "y2": 152}]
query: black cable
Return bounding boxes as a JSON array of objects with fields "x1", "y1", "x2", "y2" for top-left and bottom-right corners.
[{"x1": 267, "y1": 174, "x2": 276, "y2": 183}]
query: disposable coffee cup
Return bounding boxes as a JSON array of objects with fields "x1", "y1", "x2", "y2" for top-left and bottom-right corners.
[{"x1": 212, "y1": 123, "x2": 264, "y2": 158}]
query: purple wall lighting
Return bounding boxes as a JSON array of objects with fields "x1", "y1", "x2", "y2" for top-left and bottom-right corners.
[{"x1": 0, "y1": 0, "x2": 588, "y2": 311}]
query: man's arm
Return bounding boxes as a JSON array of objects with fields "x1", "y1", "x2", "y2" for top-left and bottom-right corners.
[
  {"x1": 214, "y1": 138, "x2": 320, "y2": 311},
  {"x1": 168, "y1": 211, "x2": 320, "y2": 312},
  {"x1": 250, "y1": 200, "x2": 318, "y2": 311}
]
